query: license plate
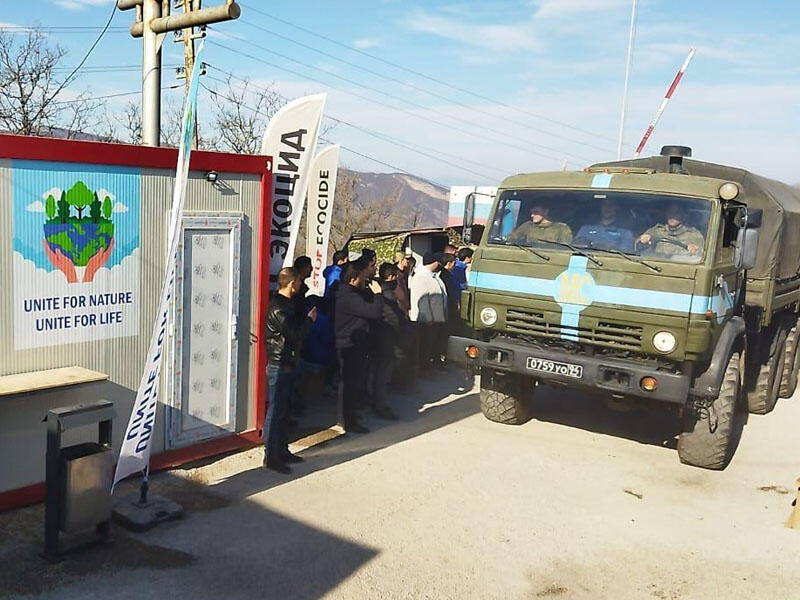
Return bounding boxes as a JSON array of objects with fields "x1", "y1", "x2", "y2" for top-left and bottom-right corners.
[{"x1": 526, "y1": 357, "x2": 583, "y2": 379}]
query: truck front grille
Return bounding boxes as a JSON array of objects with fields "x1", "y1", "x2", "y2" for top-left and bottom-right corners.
[{"x1": 506, "y1": 309, "x2": 643, "y2": 351}]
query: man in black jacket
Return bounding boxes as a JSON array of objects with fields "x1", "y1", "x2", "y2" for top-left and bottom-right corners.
[
  {"x1": 264, "y1": 267, "x2": 317, "y2": 474},
  {"x1": 334, "y1": 259, "x2": 383, "y2": 433}
]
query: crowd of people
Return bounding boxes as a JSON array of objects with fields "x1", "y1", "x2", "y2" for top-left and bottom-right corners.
[{"x1": 262, "y1": 243, "x2": 474, "y2": 474}]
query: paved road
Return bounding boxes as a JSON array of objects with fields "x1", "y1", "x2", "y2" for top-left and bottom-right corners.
[{"x1": 7, "y1": 372, "x2": 800, "y2": 599}]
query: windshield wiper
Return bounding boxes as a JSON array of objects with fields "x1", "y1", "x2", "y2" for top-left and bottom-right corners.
[
  {"x1": 573, "y1": 245, "x2": 661, "y2": 273},
  {"x1": 511, "y1": 242, "x2": 550, "y2": 262},
  {"x1": 530, "y1": 239, "x2": 603, "y2": 267}
]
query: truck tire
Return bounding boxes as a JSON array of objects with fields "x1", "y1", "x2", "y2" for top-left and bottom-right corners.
[
  {"x1": 479, "y1": 368, "x2": 533, "y2": 425},
  {"x1": 678, "y1": 351, "x2": 745, "y2": 470},
  {"x1": 745, "y1": 326, "x2": 787, "y2": 414},
  {"x1": 779, "y1": 319, "x2": 800, "y2": 399}
]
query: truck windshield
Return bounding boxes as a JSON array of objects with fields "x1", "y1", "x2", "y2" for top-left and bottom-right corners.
[{"x1": 487, "y1": 189, "x2": 712, "y2": 264}]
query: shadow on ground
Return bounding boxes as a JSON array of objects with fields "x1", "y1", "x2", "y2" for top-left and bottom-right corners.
[
  {"x1": 530, "y1": 384, "x2": 682, "y2": 449},
  {"x1": 0, "y1": 369, "x2": 476, "y2": 600},
  {"x1": 200, "y1": 369, "x2": 478, "y2": 502}
]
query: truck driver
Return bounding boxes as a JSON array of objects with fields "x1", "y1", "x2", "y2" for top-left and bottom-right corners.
[
  {"x1": 573, "y1": 198, "x2": 634, "y2": 251},
  {"x1": 508, "y1": 204, "x2": 572, "y2": 245},
  {"x1": 637, "y1": 202, "x2": 704, "y2": 256}
]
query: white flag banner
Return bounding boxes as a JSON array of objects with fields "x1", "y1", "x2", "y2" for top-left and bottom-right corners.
[
  {"x1": 112, "y1": 42, "x2": 206, "y2": 490},
  {"x1": 306, "y1": 145, "x2": 340, "y2": 296},
  {"x1": 260, "y1": 93, "x2": 326, "y2": 289}
]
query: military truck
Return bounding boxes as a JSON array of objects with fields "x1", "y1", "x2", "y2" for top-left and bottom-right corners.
[{"x1": 450, "y1": 146, "x2": 800, "y2": 469}]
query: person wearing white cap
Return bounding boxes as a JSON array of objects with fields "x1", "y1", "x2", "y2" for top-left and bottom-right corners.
[{"x1": 409, "y1": 252, "x2": 447, "y2": 375}]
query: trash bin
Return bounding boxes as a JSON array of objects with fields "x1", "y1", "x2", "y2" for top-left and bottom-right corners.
[{"x1": 44, "y1": 400, "x2": 114, "y2": 560}]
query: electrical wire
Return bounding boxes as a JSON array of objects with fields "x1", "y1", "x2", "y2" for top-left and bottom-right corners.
[
  {"x1": 207, "y1": 39, "x2": 592, "y2": 166},
  {"x1": 0, "y1": 26, "x2": 128, "y2": 34},
  {"x1": 204, "y1": 68, "x2": 507, "y2": 181},
  {"x1": 54, "y1": 84, "x2": 183, "y2": 105},
  {"x1": 238, "y1": 2, "x2": 617, "y2": 144},
  {"x1": 207, "y1": 36, "x2": 594, "y2": 165},
  {"x1": 199, "y1": 81, "x2": 454, "y2": 188},
  {"x1": 55, "y1": 3, "x2": 119, "y2": 91},
  {"x1": 228, "y1": 20, "x2": 612, "y2": 155}
]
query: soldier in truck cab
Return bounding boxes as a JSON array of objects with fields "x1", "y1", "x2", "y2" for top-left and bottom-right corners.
[
  {"x1": 508, "y1": 204, "x2": 572, "y2": 245},
  {"x1": 637, "y1": 202, "x2": 704, "y2": 256},
  {"x1": 573, "y1": 198, "x2": 634, "y2": 252}
]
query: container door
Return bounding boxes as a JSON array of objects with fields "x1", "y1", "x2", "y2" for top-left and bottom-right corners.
[{"x1": 167, "y1": 213, "x2": 242, "y2": 449}]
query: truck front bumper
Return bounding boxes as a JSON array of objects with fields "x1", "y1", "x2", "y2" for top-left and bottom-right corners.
[{"x1": 448, "y1": 336, "x2": 690, "y2": 404}]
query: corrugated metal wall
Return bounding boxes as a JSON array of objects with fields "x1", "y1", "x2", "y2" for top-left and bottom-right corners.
[{"x1": 0, "y1": 161, "x2": 262, "y2": 492}]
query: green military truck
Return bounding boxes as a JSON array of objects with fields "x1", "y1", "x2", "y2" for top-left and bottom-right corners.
[{"x1": 450, "y1": 146, "x2": 800, "y2": 469}]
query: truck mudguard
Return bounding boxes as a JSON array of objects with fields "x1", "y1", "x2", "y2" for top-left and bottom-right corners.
[{"x1": 691, "y1": 316, "x2": 746, "y2": 399}]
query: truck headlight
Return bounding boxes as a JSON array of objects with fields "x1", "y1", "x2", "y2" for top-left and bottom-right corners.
[
  {"x1": 653, "y1": 330, "x2": 677, "y2": 353},
  {"x1": 480, "y1": 306, "x2": 498, "y2": 327}
]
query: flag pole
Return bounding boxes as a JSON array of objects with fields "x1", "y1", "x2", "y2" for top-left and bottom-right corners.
[
  {"x1": 616, "y1": 0, "x2": 639, "y2": 160},
  {"x1": 633, "y1": 48, "x2": 696, "y2": 158}
]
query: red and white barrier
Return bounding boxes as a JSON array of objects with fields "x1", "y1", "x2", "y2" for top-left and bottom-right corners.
[{"x1": 633, "y1": 48, "x2": 696, "y2": 158}]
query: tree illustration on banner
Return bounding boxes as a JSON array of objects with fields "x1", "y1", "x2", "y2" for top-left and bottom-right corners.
[{"x1": 42, "y1": 180, "x2": 116, "y2": 283}]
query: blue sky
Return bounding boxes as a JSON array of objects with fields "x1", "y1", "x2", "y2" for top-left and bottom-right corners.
[{"x1": 2, "y1": 0, "x2": 799, "y2": 186}]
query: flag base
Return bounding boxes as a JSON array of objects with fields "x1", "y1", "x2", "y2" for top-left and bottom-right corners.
[{"x1": 112, "y1": 492, "x2": 184, "y2": 532}]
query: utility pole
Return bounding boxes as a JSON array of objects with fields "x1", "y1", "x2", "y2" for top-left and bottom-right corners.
[
  {"x1": 177, "y1": 0, "x2": 205, "y2": 148},
  {"x1": 141, "y1": 0, "x2": 161, "y2": 147},
  {"x1": 117, "y1": 0, "x2": 241, "y2": 147}
]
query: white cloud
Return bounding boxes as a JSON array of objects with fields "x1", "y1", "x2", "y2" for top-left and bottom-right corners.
[
  {"x1": 532, "y1": 0, "x2": 632, "y2": 19},
  {"x1": 41, "y1": 187, "x2": 62, "y2": 200},
  {"x1": 112, "y1": 202, "x2": 128, "y2": 213},
  {"x1": 52, "y1": 0, "x2": 112, "y2": 10},
  {"x1": 404, "y1": 11, "x2": 542, "y2": 52},
  {"x1": 95, "y1": 188, "x2": 115, "y2": 202},
  {"x1": 353, "y1": 38, "x2": 380, "y2": 49},
  {"x1": 26, "y1": 201, "x2": 46, "y2": 212}
]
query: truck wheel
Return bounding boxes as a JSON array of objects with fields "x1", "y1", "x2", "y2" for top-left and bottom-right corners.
[
  {"x1": 678, "y1": 351, "x2": 745, "y2": 470},
  {"x1": 479, "y1": 368, "x2": 533, "y2": 425},
  {"x1": 779, "y1": 320, "x2": 800, "y2": 399},
  {"x1": 745, "y1": 327, "x2": 787, "y2": 414}
]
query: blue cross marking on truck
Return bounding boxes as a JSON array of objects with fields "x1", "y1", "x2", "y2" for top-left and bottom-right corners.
[{"x1": 554, "y1": 256, "x2": 596, "y2": 340}]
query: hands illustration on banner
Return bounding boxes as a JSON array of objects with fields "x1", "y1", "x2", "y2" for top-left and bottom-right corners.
[
  {"x1": 43, "y1": 238, "x2": 115, "y2": 283},
  {"x1": 84, "y1": 239, "x2": 115, "y2": 282}
]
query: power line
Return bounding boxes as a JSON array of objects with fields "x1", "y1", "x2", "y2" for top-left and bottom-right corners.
[
  {"x1": 238, "y1": 2, "x2": 617, "y2": 145},
  {"x1": 205, "y1": 68, "x2": 507, "y2": 181},
  {"x1": 207, "y1": 39, "x2": 593, "y2": 166},
  {"x1": 231, "y1": 20, "x2": 611, "y2": 155},
  {"x1": 56, "y1": 3, "x2": 119, "y2": 90},
  {"x1": 207, "y1": 35, "x2": 594, "y2": 165},
  {"x1": 53, "y1": 64, "x2": 182, "y2": 74},
  {"x1": 54, "y1": 84, "x2": 183, "y2": 105},
  {"x1": 199, "y1": 81, "x2": 453, "y2": 188},
  {"x1": 0, "y1": 26, "x2": 128, "y2": 33}
]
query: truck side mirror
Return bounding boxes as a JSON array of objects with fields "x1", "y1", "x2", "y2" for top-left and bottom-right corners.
[
  {"x1": 744, "y1": 207, "x2": 762, "y2": 229},
  {"x1": 463, "y1": 192, "x2": 475, "y2": 245},
  {"x1": 735, "y1": 228, "x2": 759, "y2": 270}
]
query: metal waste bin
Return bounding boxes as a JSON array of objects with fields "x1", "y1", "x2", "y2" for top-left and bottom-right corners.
[{"x1": 44, "y1": 400, "x2": 114, "y2": 560}]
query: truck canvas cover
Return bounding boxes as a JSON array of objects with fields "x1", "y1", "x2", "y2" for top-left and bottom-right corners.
[{"x1": 594, "y1": 155, "x2": 800, "y2": 282}]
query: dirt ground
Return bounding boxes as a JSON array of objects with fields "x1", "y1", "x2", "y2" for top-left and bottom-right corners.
[{"x1": 1, "y1": 371, "x2": 799, "y2": 599}]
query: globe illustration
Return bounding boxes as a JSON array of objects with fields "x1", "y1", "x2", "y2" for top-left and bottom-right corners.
[
  {"x1": 44, "y1": 221, "x2": 114, "y2": 266},
  {"x1": 42, "y1": 181, "x2": 116, "y2": 267}
]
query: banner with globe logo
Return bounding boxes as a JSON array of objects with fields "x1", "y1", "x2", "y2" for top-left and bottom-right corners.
[{"x1": 11, "y1": 160, "x2": 140, "y2": 349}]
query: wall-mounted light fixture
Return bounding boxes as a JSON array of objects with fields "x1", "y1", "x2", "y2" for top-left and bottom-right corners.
[{"x1": 204, "y1": 170, "x2": 218, "y2": 183}]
